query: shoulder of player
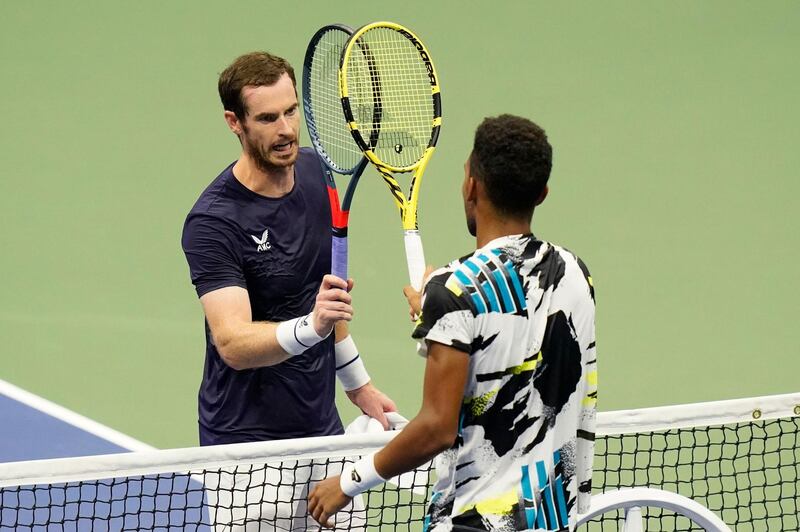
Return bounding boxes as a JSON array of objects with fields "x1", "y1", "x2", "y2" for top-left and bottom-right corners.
[
  {"x1": 182, "y1": 211, "x2": 241, "y2": 249},
  {"x1": 547, "y1": 242, "x2": 594, "y2": 295},
  {"x1": 548, "y1": 243, "x2": 591, "y2": 273},
  {"x1": 421, "y1": 254, "x2": 484, "y2": 311},
  {"x1": 298, "y1": 146, "x2": 320, "y2": 161},
  {"x1": 186, "y1": 162, "x2": 241, "y2": 216},
  {"x1": 294, "y1": 147, "x2": 325, "y2": 181},
  {"x1": 184, "y1": 165, "x2": 254, "y2": 232},
  {"x1": 425, "y1": 252, "x2": 477, "y2": 286},
  {"x1": 184, "y1": 192, "x2": 242, "y2": 244}
]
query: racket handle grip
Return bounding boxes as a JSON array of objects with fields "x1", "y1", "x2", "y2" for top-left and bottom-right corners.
[
  {"x1": 404, "y1": 230, "x2": 426, "y2": 291},
  {"x1": 332, "y1": 235, "x2": 348, "y2": 281}
]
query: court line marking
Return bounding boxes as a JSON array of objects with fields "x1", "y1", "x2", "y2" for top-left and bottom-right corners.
[{"x1": 0, "y1": 378, "x2": 154, "y2": 452}]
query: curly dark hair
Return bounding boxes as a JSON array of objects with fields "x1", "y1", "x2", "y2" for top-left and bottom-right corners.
[
  {"x1": 470, "y1": 114, "x2": 552, "y2": 217},
  {"x1": 218, "y1": 51, "x2": 296, "y2": 120}
]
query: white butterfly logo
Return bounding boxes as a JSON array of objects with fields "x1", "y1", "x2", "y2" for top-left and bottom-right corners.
[{"x1": 251, "y1": 229, "x2": 271, "y2": 252}]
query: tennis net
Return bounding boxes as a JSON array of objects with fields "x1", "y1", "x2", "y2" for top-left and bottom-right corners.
[
  {"x1": 1, "y1": 393, "x2": 798, "y2": 531},
  {"x1": 0, "y1": 431, "x2": 431, "y2": 531},
  {"x1": 586, "y1": 392, "x2": 799, "y2": 531}
]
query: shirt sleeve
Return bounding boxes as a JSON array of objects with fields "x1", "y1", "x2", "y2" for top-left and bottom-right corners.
[
  {"x1": 573, "y1": 257, "x2": 597, "y2": 514},
  {"x1": 181, "y1": 214, "x2": 246, "y2": 298},
  {"x1": 411, "y1": 275, "x2": 475, "y2": 357}
]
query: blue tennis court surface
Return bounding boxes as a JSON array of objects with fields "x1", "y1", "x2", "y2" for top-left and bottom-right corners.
[
  {"x1": 0, "y1": 379, "x2": 151, "y2": 463},
  {"x1": 0, "y1": 393, "x2": 130, "y2": 462},
  {"x1": 0, "y1": 380, "x2": 211, "y2": 530}
]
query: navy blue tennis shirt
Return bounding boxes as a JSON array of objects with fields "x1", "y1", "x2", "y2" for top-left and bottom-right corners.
[{"x1": 181, "y1": 148, "x2": 343, "y2": 445}]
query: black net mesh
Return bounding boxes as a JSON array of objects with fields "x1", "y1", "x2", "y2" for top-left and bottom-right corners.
[
  {"x1": 582, "y1": 416, "x2": 800, "y2": 531},
  {"x1": 0, "y1": 457, "x2": 432, "y2": 531},
  {"x1": 2, "y1": 413, "x2": 798, "y2": 531}
]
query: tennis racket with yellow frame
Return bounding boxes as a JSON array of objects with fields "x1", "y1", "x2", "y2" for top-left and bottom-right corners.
[{"x1": 339, "y1": 21, "x2": 442, "y2": 290}]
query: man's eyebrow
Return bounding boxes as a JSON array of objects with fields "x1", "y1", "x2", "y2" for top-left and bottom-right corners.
[{"x1": 253, "y1": 112, "x2": 278, "y2": 121}]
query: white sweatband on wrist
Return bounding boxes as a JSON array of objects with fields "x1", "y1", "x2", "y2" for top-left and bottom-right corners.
[
  {"x1": 340, "y1": 454, "x2": 385, "y2": 497},
  {"x1": 275, "y1": 313, "x2": 329, "y2": 356},
  {"x1": 335, "y1": 335, "x2": 371, "y2": 391}
]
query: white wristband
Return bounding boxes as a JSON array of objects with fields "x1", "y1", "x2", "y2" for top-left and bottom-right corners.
[
  {"x1": 276, "y1": 313, "x2": 329, "y2": 356},
  {"x1": 340, "y1": 454, "x2": 385, "y2": 497},
  {"x1": 335, "y1": 335, "x2": 371, "y2": 391}
]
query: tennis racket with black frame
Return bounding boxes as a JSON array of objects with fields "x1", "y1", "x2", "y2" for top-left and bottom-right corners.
[
  {"x1": 339, "y1": 21, "x2": 442, "y2": 290},
  {"x1": 302, "y1": 24, "x2": 377, "y2": 280}
]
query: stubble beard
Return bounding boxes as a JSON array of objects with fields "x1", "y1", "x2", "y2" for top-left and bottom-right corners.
[
  {"x1": 248, "y1": 143, "x2": 296, "y2": 174},
  {"x1": 242, "y1": 129, "x2": 297, "y2": 174}
]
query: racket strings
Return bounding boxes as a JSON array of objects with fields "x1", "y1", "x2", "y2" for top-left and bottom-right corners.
[
  {"x1": 345, "y1": 27, "x2": 436, "y2": 169},
  {"x1": 308, "y1": 30, "x2": 364, "y2": 173}
]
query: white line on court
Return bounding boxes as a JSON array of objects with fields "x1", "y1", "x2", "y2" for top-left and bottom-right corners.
[{"x1": 0, "y1": 378, "x2": 154, "y2": 452}]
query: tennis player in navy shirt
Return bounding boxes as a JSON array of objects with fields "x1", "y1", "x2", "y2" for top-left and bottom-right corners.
[
  {"x1": 182, "y1": 51, "x2": 396, "y2": 448},
  {"x1": 182, "y1": 51, "x2": 394, "y2": 529}
]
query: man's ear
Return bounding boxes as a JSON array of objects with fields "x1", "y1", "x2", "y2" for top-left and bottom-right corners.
[
  {"x1": 464, "y1": 175, "x2": 478, "y2": 202},
  {"x1": 535, "y1": 185, "x2": 549, "y2": 206},
  {"x1": 223, "y1": 110, "x2": 242, "y2": 136}
]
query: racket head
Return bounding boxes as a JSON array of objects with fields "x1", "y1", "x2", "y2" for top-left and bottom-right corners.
[
  {"x1": 340, "y1": 21, "x2": 442, "y2": 173},
  {"x1": 302, "y1": 24, "x2": 365, "y2": 175}
]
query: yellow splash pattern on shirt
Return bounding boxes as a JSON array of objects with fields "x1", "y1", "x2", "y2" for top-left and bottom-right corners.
[
  {"x1": 510, "y1": 351, "x2": 541, "y2": 375},
  {"x1": 464, "y1": 389, "x2": 498, "y2": 417},
  {"x1": 463, "y1": 352, "x2": 542, "y2": 416},
  {"x1": 456, "y1": 488, "x2": 518, "y2": 517},
  {"x1": 583, "y1": 370, "x2": 598, "y2": 407},
  {"x1": 445, "y1": 277, "x2": 463, "y2": 296}
]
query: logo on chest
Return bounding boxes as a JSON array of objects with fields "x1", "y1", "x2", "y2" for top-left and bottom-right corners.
[{"x1": 250, "y1": 229, "x2": 272, "y2": 252}]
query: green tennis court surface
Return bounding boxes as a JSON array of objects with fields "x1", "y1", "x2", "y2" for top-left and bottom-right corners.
[
  {"x1": 1, "y1": 0, "x2": 798, "y2": 450},
  {"x1": 2, "y1": 3, "x2": 798, "y2": 530}
]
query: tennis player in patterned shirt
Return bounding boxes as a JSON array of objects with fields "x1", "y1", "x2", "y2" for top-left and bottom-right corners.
[{"x1": 310, "y1": 114, "x2": 597, "y2": 531}]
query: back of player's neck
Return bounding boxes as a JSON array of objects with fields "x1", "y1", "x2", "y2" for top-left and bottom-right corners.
[
  {"x1": 475, "y1": 216, "x2": 532, "y2": 248},
  {"x1": 233, "y1": 157, "x2": 294, "y2": 198}
]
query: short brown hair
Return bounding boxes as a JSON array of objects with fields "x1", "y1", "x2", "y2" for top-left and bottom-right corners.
[{"x1": 218, "y1": 51, "x2": 296, "y2": 120}]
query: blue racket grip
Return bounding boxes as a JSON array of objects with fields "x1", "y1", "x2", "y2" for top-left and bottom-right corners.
[{"x1": 332, "y1": 235, "x2": 348, "y2": 281}]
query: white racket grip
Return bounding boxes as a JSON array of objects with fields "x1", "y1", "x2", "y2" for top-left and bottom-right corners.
[{"x1": 404, "y1": 230, "x2": 426, "y2": 291}]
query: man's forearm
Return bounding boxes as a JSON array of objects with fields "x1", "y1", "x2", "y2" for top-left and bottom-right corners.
[
  {"x1": 201, "y1": 276, "x2": 351, "y2": 371},
  {"x1": 373, "y1": 412, "x2": 454, "y2": 480},
  {"x1": 217, "y1": 312, "x2": 332, "y2": 369},
  {"x1": 213, "y1": 320, "x2": 289, "y2": 370},
  {"x1": 371, "y1": 343, "x2": 467, "y2": 478}
]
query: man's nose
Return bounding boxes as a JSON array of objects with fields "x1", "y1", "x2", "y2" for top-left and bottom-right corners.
[{"x1": 277, "y1": 115, "x2": 293, "y2": 136}]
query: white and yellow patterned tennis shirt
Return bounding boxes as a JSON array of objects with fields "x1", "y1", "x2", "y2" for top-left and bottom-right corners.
[{"x1": 412, "y1": 234, "x2": 597, "y2": 532}]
